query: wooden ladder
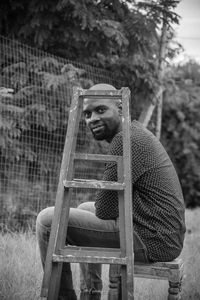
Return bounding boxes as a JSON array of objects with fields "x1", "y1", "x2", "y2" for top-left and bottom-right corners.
[{"x1": 40, "y1": 86, "x2": 134, "y2": 300}]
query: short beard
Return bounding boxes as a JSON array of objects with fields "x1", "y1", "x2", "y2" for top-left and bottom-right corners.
[{"x1": 92, "y1": 132, "x2": 105, "y2": 141}]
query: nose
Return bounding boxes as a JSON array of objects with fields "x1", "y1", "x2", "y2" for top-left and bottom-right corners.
[{"x1": 87, "y1": 112, "x2": 100, "y2": 125}]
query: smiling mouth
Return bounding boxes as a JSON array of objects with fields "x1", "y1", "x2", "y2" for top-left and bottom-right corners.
[{"x1": 91, "y1": 125, "x2": 104, "y2": 133}]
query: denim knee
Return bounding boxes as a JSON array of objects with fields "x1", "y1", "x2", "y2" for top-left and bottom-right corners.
[
  {"x1": 77, "y1": 202, "x2": 95, "y2": 213},
  {"x1": 36, "y1": 207, "x2": 54, "y2": 230}
]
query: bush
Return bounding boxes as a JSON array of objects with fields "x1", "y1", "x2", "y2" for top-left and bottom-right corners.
[{"x1": 161, "y1": 83, "x2": 200, "y2": 207}]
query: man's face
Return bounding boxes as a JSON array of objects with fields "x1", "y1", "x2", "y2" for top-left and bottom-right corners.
[{"x1": 83, "y1": 98, "x2": 122, "y2": 143}]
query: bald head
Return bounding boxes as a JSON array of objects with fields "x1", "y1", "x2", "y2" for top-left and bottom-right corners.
[
  {"x1": 89, "y1": 83, "x2": 116, "y2": 91},
  {"x1": 88, "y1": 83, "x2": 121, "y2": 109}
]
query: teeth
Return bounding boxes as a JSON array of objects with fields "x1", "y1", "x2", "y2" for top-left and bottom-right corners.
[
  {"x1": 92, "y1": 126, "x2": 103, "y2": 131},
  {"x1": 93, "y1": 126, "x2": 102, "y2": 129}
]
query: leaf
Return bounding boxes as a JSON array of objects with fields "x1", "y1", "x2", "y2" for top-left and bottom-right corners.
[
  {"x1": 3, "y1": 62, "x2": 26, "y2": 75},
  {"x1": 0, "y1": 118, "x2": 14, "y2": 130},
  {"x1": 61, "y1": 63, "x2": 86, "y2": 76},
  {"x1": 97, "y1": 19, "x2": 129, "y2": 47},
  {"x1": 0, "y1": 102, "x2": 24, "y2": 114},
  {"x1": 0, "y1": 87, "x2": 14, "y2": 98},
  {"x1": 39, "y1": 72, "x2": 69, "y2": 90}
]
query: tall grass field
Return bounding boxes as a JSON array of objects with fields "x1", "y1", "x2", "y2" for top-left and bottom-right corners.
[{"x1": 0, "y1": 208, "x2": 200, "y2": 300}]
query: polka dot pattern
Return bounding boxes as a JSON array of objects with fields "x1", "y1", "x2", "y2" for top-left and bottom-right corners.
[{"x1": 95, "y1": 121, "x2": 186, "y2": 262}]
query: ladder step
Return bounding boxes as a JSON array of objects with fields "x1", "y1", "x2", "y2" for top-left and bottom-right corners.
[
  {"x1": 73, "y1": 153, "x2": 123, "y2": 163},
  {"x1": 52, "y1": 246, "x2": 127, "y2": 265},
  {"x1": 63, "y1": 179, "x2": 125, "y2": 190},
  {"x1": 53, "y1": 254, "x2": 127, "y2": 264},
  {"x1": 61, "y1": 245, "x2": 123, "y2": 257},
  {"x1": 81, "y1": 89, "x2": 123, "y2": 98}
]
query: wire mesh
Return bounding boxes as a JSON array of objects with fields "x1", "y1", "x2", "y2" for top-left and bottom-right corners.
[{"x1": 0, "y1": 35, "x2": 127, "y2": 231}]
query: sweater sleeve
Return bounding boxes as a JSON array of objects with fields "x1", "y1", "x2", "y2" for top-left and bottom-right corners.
[{"x1": 95, "y1": 133, "x2": 123, "y2": 219}]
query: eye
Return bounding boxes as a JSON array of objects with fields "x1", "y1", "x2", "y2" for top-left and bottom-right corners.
[
  {"x1": 83, "y1": 111, "x2": 91, "y2": 119},
  {"x1": 97, "y1": 107, "x2": 107, "y2": 114}
]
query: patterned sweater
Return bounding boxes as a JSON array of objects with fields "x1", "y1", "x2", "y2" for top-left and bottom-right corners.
[{"x1": 95, "y1": 121, "x2": 186, "y2": 262}]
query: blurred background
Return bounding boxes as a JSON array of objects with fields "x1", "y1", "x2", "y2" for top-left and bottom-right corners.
[{"x1": 0, "y1": 1, "x2": 200, "y2": 299}]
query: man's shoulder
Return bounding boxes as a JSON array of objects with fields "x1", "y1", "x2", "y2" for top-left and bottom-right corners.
[
  {"x1": 130, "y1": 120, "x2": 151, "y2": 135},
  {"x1": 130, "y1": 120, "x2": 162, "y2": 145},
  {"x1": 108, "y1": 120, "x2": 145, "y2": 153},
  {"x1": 110, "y1": 120, "x2": 151, "y2": 144}
]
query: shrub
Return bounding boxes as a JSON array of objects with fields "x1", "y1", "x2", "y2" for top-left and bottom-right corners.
[{"x1": 161, "y1": 83, "x2": 200, "y2": 207}]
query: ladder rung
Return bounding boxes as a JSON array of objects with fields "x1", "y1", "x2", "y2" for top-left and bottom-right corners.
[
  {"x1": 73, "y1": 153, "x2": 122, "y2": 163},
  {"x1": 80, "y1": 89, "x2": 123, "y2": 98},
  {"x1": 61, "y1": 245, "x2": 122, "y2": 256},
  {"x1": 53, "y1": 254, "x2": 127, "y2": 264},
  {"x1": 63, "y1": 179, "x2": 125, "y2": 190},
  {"x1": 52, "y1": 246, "x2": 128, "y2": 265},
  {"x1": 53, "y1": 245, "x2": 127, "y2": 264}
]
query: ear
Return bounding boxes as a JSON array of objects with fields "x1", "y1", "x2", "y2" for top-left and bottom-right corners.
[{"x1": 118, "y1": 102, "x2": 122, "y2": 116}]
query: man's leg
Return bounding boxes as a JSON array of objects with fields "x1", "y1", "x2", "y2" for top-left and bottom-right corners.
[
  {"x1": 66, "y1": 202, "x2": 120, "y2": 299},
  {"x1": 36, "y1": 202, "x2": 119, "y2": 299},
  {"x1": 36, "y1": 207, "x2": 77, "y2": 299},
  {"x1": 76, "y1": 202, "x2": 102, "y2": 299}
]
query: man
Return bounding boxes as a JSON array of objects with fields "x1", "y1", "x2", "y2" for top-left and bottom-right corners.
[{"x1": 36, "y1": 83, "x2": 186, "y2": 300}]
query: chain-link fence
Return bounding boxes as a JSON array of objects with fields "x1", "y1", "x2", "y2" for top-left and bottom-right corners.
[
  {"x1": 0, "y1": 35, "x2": 130, "y2": 231},
  {"x1": 0, "y1": 35, "x2": 159, "y2": 232}
]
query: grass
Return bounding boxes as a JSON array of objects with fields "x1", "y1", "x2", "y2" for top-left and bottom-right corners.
[{"x1": 0, "y1": 208, "x2": 200, "y2": 300}]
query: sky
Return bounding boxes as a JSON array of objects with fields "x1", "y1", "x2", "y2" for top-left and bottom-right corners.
[{"x1": 174, "y1": 0, "x2": 200, "y2": 63}]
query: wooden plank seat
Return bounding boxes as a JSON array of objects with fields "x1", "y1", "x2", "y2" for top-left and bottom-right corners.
[{"x1": 109, "y1": 257, "x2": 184, "y2": 300}]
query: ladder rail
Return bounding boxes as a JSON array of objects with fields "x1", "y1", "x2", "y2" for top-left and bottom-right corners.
[
  {"x1": 41, "y1": 88, "x2": 83, "y2": 298},
  {"x1": 121, "y1": 87, "x2": 134, "y2": 298}
]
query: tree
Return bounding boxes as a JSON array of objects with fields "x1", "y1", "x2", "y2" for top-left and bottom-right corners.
[
  {"x1": 161, "y1": 60, "x2": 200, "y2": 207},
  {"x1": 0, "y1": 0, "x2": 181, "y2": 100}
]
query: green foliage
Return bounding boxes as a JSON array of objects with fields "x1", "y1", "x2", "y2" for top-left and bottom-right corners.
[
  {"x1": 0, "y1": 41, "x2": 96, "y2": 218},
  {"x1": 0, "y1": 0, "x2": 181, "y2": 100},
  {"x1": 173, "y1": 59, "x2": 200, "y2": 84},
  {"x1": 161, "y1": 62, "x2": 200, "y2": 207},
  {"x1": 0, "y1": 37, "x2": 117, "y2": 229},
  {"x1": 0, "y1": 55, "x2": 88, "y2": 161},
  {"x1": 1, "y1": 0, "x2": 182, "y2": 177}
]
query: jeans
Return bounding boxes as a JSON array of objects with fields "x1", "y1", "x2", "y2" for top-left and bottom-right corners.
[{"x1": 36, "y1": 202, "x2": 149, "y2": 296}]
